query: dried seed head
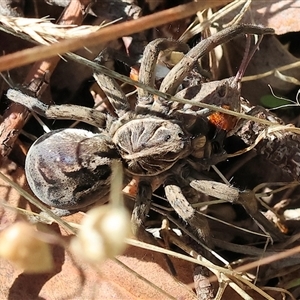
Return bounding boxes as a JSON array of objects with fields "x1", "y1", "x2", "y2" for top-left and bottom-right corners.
[
  {"x1": 0, "y1": 222, "x2": 54, "y2": 273},
  {"x1": 71, "y1": 205, "x2": 131, "y2": 264}
]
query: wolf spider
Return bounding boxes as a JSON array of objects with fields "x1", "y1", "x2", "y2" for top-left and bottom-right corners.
[{"x1": 8, "y1": 24, "x2": 274, "y2": 244}]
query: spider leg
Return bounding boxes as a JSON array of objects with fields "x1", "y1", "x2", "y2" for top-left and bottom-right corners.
[
  {"x1": 7, "y1": 88, "x2": 106, "y2": 128},
  {"x1": 163, "y1": 177, "x2": 216, "y2": 300},
  {"x1": 138, "y1": 38, "x2": 190, "y2": 99},
  {"x1": 129, "y1": 179, "x2": 182, "y2": 276},
  {"x1": 131, "y1": 180, "x2": 152, "y2": 237},
  {"x1": 167, "y1": 33, "x2": 268, "y2": 168},
  {"x1": 137, "y1": 39, "x2": 190, "y2": 114},
  {"x1": 189, "y1": 179, "x2": 286, "y2": 241},
  {"x1": 172, "y1": 33, "x2": 262, "y2": 115},
  {"x1": 174, "y1": 79, "x2": 238, "y2": 113},
  {"x1": 164, "y1": 177, "x2": 212, "y2": 247},
  {"x1": 94, "y1": 49, "x2": 130, "y2": 117},
  {"x1": 160, "y1": 24, "x2": 274, "y2": 95}
]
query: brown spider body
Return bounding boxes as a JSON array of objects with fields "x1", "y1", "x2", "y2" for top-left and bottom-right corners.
[{"x1": 8, "y1": 25, "x2": 274, "y2": 239}]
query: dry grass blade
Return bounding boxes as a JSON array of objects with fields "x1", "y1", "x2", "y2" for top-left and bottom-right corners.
[
  {"x1": 126, "y1": 237, "x2": 274, "y2": 300},
  {"x1": 0, "y1": 171, "x2": 76, "y2": 234},
  {"x1": 0, "y1": 0, "x2": 232, "y2": 72},
  {"x1": 0, "y1": 0, "x2": 94, "y2": 159},
  {"x1": 228, "y1": 124, "x2": 300, "y2": 158},
  {"x1": 0, "y1": 15, "x2": 116, "y2": 45},
  {"x1": 242, "y1": 60, "x2": 300, "y2": 82},
  {"x1": 179, "y1": 0, "x2": 250, "y2": 42},
  {"x1": 0, "y1": 17, "x2": 279, "y2": 128},
  {"x1": 67, "y1": 53, "x2": 280, "y2": 126},
  {"x1": 113, "y1": 258, "x2": 179, "y2": 300}
]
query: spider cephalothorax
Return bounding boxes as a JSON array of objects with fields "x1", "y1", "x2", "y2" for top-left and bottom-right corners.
[{"x1": 112, "y1": 117, "x2": 191, "y2": 175}]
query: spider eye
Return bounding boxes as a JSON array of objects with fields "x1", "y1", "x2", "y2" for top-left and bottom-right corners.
[{"x1": 164, "y1": 134, "x2": 171, "y2": 142}]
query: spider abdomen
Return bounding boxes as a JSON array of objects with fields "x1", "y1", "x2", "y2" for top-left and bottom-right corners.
[
  {"x1": 25, "y1": 128, "x2": 120, "y2": 210},
  {"x1": 112, "y1": 118, "x2": 191, "y2": 176}
]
